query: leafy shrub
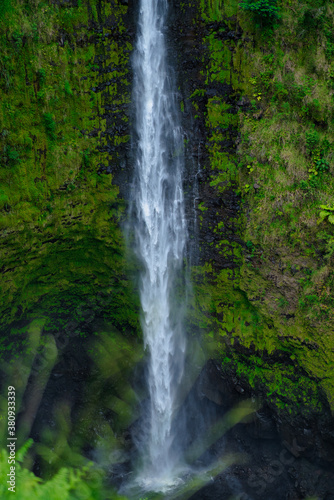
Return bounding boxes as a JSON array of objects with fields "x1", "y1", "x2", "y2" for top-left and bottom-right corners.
[
  {"x1": 271, "y1": 81, "x2": 288, "y2": 101},
  {"x1": 324, "y1": 239, "x2": 334, "y2": 261},
  {"x1": 316, "y1": 158, "x2": 330, "y2": 173},
  {"x1": 0, "y1": 442, "x2": 125, "y2": 500},
  {"x1": 281, "y1": 102, "x2": 290, "y2": 113},
  {"x1": 300, "y1": 8, "x2": 324, "y2": 34},
  {"x1": 278, "y1": 297, "x2": 289, "y2": 308},
  {"x1": 0, "y1": 189, "x2": 9, "y2": 209},
  {"x1": 240, "y1": 0, "x2": 280, "y2": 23},
  {"x1": 318, "y1": 205, "x2": 334, "y2": 225},
  {"x1": 4, "y1": 146, "x2": 20, "y2": 167},
  {"x1": 309, "y1": 176, "x2": 322, "y2": 189},
  {"x1": 299, "y1": 180, "x2": 309, "y2": 191},
  {"x1": 8, "y1": 149, "x2": 20, "y2": 163},
  {"x1": 37, "y1": 89, "x2": 45, "y2": 102},
  {"x1": 31, "y1": 23, "x2": 39, "y2": 42},
  {"x1": 321, "y1": 138, "x2": 331, "y2": 156},
  {"x1": 12, "y1": 31, "x2": 24, "y2": 50},
  {"x1": 305, "y1": 294, "x2": 318, "y2": 305},
  {"x1": 326, "y1": 41, "x2": 334, "y2": 59},
  {"x1": 82, "y1": 149, "x2": 90, "y2": 167}
]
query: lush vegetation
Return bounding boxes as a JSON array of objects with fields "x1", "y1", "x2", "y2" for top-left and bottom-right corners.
[
  {"x1": 0, "y1": 0, "x2": 139, "y2": 335},
  {"x1": 0, "y1": 0, "x2": 334, "y2": 496},
  {"x1": 0, "y1": 440, "x2": 126, "y2": 500},
  {"x1": 0, "y1": 1, "x2": 138, "y2": 497},
  {"x1": 185, "y1": 0, "x2": 334, "y2": 415},
  {"x1": 240, "y1": 0, "x2": 280, "y2": 23}
]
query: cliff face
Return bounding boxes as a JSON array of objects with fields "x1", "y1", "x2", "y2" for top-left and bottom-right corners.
[
  {"x1": 0, "y1": 0, "x2": 139, "y2": 340},
  {"x1": 1, "y1": 0, "x2": 334, "y2": 481},
  {"x1": 172, "y1": 0, "x2": 334, "y2": 462},
  {"x1": 174, "y1": 0, "x2": 334, "y2": 419}
]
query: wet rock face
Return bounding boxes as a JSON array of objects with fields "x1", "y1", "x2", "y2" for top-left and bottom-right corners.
[
  {"x1": 91, "y1": 4, "x2": 135, "y2": 199},
  {"x1": 187, "y1": 361, "x2": 334, "y2": 500},
  {"x1": 110, "y1": 0, "x2": 243, "y2": 267},
  {"x1": 166, "y1": 1, "x2": 243, "y2": 268}
]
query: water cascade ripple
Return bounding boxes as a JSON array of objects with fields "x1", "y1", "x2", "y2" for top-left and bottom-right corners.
[{"x1": 132, "y1": 0, "x2": 187, "y2": 490}]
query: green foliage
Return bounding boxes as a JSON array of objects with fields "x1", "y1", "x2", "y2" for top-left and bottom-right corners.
[
  {"x1": 42, "y1": 113, "x2": 56, "y2": 141},
  {"x1": 300, "y1": 7, "x2": 324, "y2": 34},
  {"x1": 278, "y1": 297, "x2": 289, "y2": 308},
  {"x1": 190, "y1": 88, "x2": 206, "y2": 99},
  {"x1": 316, "y1": 157, "x2": 330, "y2": 173},
  {"x1": 305, "y1": 127, "x2": 320, "y2": 155},
  {"x1": 0, "y1": 189, "x2": 9, "y2": 209},
  {"x1": 271, "y1": 80, "x2": 289, "y2": 101},
  {"x1": 240, "y1": 0, "x2": 280, "y2": 22},
  {"x1": 64, "y1": 81, "x2": 73, "y2": 97},
  {"x1": 198, "y1": 0, "x2": 334, "y2": 411},
  {"x1": 37, "y1": 69, "x2": 46, "y2": 86},
  {"x1": 308, "y1": 151, "x2": 330, "y2": 181},
  {"x1": 82, "y1": 149, "x2": 91, "y2": 167},
  {"x1": 4, "y1": 145, "x2": 20, "y2": 166},
  {"x1": 222, "y1": 353, "x2": 323, "y2": 415},
  {"x1": 0, "y1": 443, "x2": 125, "y2": 500},
  {"x1": 0, "y1": 0, "x2": 12, "y2": 18},
  {"x1": 318, "y1": 205, "x2": 334, "y2": 225},
  {"x1": 246, "y1": 240, "x2": 255, "y2": 256},
  {"x1": 0, "y1": 0, "x2": 136, "y2": 335},
  {"x1": 12, "y1": 31, "x2": 24, "y2": 50}
]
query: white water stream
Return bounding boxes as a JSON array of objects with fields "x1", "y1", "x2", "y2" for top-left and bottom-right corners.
[{"x1": 132, "y1": 0, "x2": 187, "y2": 490}]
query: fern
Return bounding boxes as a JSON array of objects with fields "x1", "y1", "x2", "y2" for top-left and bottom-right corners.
[
  {"x1": 318, "y1": 205, "x2": 334, "y2": 224},
  {"x1": 0, "y1": 444, "x2": 126, "y2": 499},
  {"x1": 16, "y1": 438, "x2": 34, "y2": 462}
]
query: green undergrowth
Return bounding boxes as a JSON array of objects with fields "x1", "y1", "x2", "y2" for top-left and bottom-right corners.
[
  {"x1": 0, "y1": 440, "x2": 127, "y2": 499},
  {"x1": 236, "y1": 0, "x2": 334, "y2": 410},
  {"x1": 0, "y1": 318, "x2": 142, "y2": 481}
]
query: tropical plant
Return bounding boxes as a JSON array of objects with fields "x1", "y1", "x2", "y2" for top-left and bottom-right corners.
[
  {"x1": 318, "y1": 205, "x2": 334, "y2": 225},
  {"x1": 0, "y1": 440, "x2": 126, "y2": 500}
]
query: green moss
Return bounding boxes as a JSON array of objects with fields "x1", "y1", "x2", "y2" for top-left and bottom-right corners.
[
  {"x1": 193, "y1": 0, "x2": 334, "y2": 414},
  {"x1": 0, "y1": 0, "x2": 137, "y2": 338}
]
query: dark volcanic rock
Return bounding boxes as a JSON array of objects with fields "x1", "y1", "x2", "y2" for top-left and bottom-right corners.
[{"x1": 185, "y1": 361, "x2": 334, "y2": 500}]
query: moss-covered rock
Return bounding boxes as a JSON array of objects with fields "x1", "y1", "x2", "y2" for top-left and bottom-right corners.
[
  {"x1": 0, "y1": 0, "x2": 139, "y2": 337},
  {"x1": 178, "y1": 0, "x2": 334, "y2": 419}
]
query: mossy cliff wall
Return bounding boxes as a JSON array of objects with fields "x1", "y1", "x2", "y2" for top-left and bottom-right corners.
[
  {"x1": 173, "y1": 0, "x2": 334, "y2": 451},
  {"x1": 0, "y1": 0, "x2": 139, "y2": 342},
  {"x1": 1, "y1": 0, "x2": 334, "y2": 461},
  {"x1": 0, "y1": 0, "x2": 142, "y2": 479}
]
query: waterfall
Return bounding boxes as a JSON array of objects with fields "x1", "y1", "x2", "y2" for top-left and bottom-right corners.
[{"x1": 131, "y1": 0, "x2": 187, "y2": 489}]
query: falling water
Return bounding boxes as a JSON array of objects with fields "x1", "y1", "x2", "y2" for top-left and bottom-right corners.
[{"x1": 132, "y1": 0, "x2": 187, "y2": 490}]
